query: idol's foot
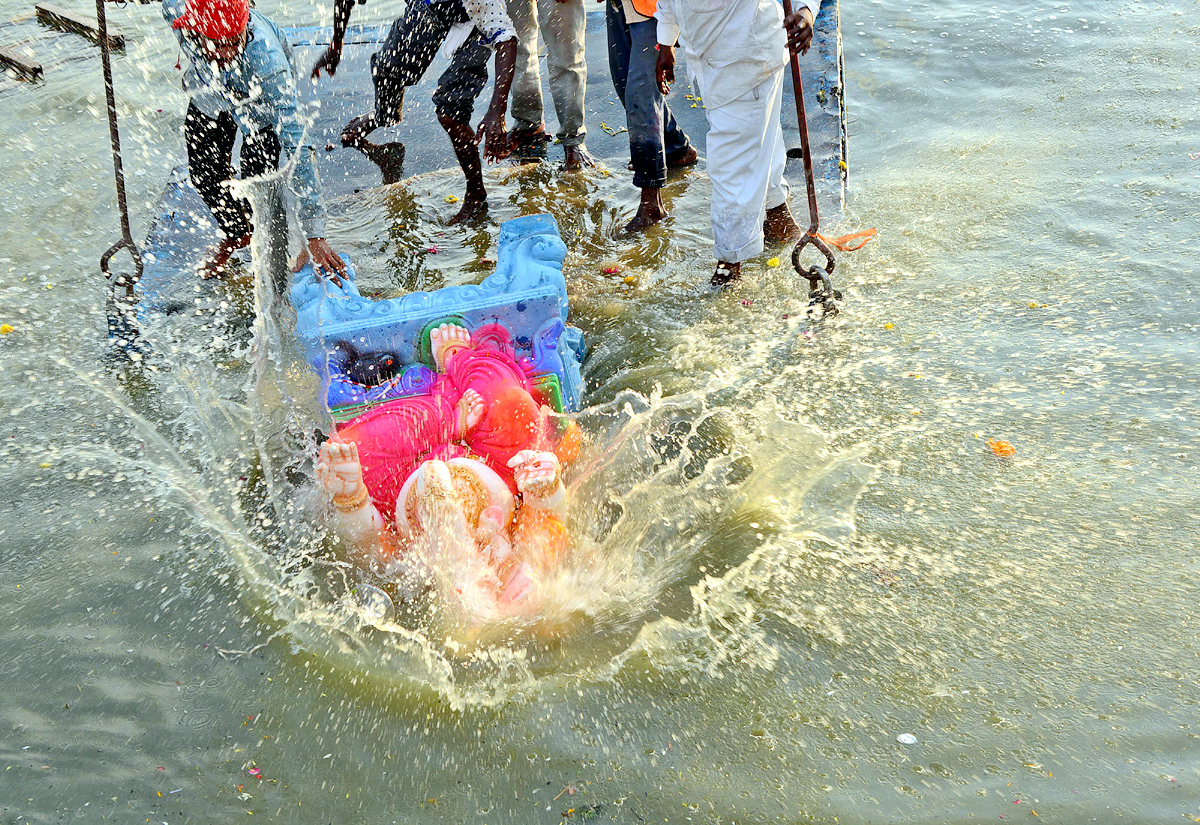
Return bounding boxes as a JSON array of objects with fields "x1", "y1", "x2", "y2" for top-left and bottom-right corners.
[
  {"x1": 457, "y1": 388, "x2": 486, "y2": 438},
  {"x1": 430, "y1": 322, "x2": 472, "y2": 372}
]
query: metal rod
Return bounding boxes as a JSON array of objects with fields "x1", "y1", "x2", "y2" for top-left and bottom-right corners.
[
  {"x1": 783, "y1": 0, "x2": 821, "y2": 237},
  {"x1": 96, "y1": 0, "x2": 142, "y2": 295}
]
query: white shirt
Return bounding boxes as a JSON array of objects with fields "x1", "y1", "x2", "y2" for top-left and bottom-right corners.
[
  {"x1": 655, "y1": 0, "x2": 820, "y2": 109},
  {"x1": 458, "y1": 0, "x2": 518, "y2": 46}
]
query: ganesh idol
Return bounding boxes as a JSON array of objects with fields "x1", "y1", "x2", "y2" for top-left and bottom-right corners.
[{"x1": 316, "y1": 321, "x2": 582, "y2": 620}]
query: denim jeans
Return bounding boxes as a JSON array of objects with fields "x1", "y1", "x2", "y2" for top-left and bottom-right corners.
[{"x1": 605, "y1": 0, "x2": 693, "y2": 190}]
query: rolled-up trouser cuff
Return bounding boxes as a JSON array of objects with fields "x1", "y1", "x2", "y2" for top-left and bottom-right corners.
[
  {"x1": 630, "y1": 140, "x2": 666, "y2": 190},
  {"x1": 301, "y1": 216, "x2": 326, "y2": 239}
]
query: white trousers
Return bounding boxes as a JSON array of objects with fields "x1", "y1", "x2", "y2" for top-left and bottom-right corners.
[{"x1": 703, "y1": 66, "x2": 789, "y2": 263}]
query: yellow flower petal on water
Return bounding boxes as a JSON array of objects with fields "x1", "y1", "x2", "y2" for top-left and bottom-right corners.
[
  {"x1": 444, "y1": 195, "x2": 459, "y2": 203},
  {"x1": 0, "y1": 324, "x2": 13, "y2": 334},
  {"x1": 883, "y1": 322, "x2": 894, "y2": 330},
  {"x1": 767, "y1": 257, "x2": 781, "y2": 267}
]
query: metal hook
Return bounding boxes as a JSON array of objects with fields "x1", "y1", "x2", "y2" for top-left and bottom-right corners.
[{"x1": 792, "y1": 232, "x2": 842, "y2": 318}]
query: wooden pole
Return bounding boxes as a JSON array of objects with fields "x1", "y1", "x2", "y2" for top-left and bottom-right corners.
[
  {"x1": 36, "y1": 3, "x2": 125, "y2": 50},
  {"x1": 0, "y1": 45, "x2": 43, "y2": 79}
]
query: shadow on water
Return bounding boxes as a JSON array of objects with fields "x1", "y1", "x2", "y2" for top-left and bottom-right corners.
[{"x1": 74, "y1": 160, "x2": 878, "y2": 709}]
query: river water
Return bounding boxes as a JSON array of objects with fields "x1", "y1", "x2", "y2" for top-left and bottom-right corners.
[{"x1": 2, "y1": 0, "x2": 1199, "y2": 822}]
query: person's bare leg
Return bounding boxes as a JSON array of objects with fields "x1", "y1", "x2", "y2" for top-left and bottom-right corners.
[
  {"x1": 439, "y1": 113, "x2": 489, "y2": 224},
  {"x1": 763, "y1": 201, "x2": 802, "y2": 245},
  {"x1": 198, "y1": 233, "x2": 252, "y2": 279},
  {"x1": 624, "y1": 187, "x2": 668, "y2": 234},
  {"x1": 711, "y1": 260, "x2": 742, "y2": 287}
]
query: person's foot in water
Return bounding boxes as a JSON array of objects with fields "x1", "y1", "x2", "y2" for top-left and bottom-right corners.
[
  {"x1": 763, "y1": 201, "x2": 802, "y2": 245},
  {"x1": 447, "y1": 186, "x2": 488, "y2": 225},
  {"x1": 666, "y1": 144, "x2": 699, "y2": 168},
  {"x1": 624, "y1": 187, "x2": 668, "y2": 234},
  {"x1": 711, "y1": 260, "x2": 741, "y2": 287},
  {"x1": 341, "y1": 112, "x2": 378, "y2": 147},
  {"x1": 563, "y1": 144, "x2": 593, "y2": 172},
  {"x1": 509, "y1": 125, "x2": 549, "y2": 162},
  {"x1": 198, "y1": 233, "x2": 252, "y2": 279}
]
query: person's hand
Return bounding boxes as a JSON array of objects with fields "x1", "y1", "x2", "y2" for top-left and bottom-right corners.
[
  {"x1": 476, "y1": 107, "x2": 510, "y2": 164},
  {"x1": 310, "y1": 44, "x2": 343, "y2": 79},
  {"x1": 655, "y1": 45, "x2": 676, "y2": 96},
  {"x1": 784, "y1": 7, "x2": 815, "y2": 56},
  {"x1": 291, "y1": 237, "x2": 347, "y2": 286}
]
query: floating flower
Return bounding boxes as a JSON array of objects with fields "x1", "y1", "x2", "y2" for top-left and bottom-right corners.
[
  {"x1": 0, "y1": 324, "x2": 13, "y2": 334},
  {"x1": 601, "y1": 262, "x2": 622, "y2": 275},
  {"x1": 444, "y1": 195, "x2": 459, "y2": 203},
  {"x1": 767, "y1": 257, "x2": 781, "y2": 267},
  {"x1": 987, "y1": 438, "x2": 1016, "y2": 457},
  {"x1": 884, "y1": 322, "x2": 895, "y2": 330}
]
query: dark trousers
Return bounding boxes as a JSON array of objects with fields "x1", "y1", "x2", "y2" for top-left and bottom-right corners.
[
  {"x1": 184, "y1": 102, "x2": 282, "y2": 240},
  {"x1": 605, "y1": 0, "x2": 692, "y2": 190},
  {"x1": 371, "y1": 0, "x2": 491, "y2": 128}
]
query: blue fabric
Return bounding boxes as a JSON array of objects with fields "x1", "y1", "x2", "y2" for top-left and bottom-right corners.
[
  {"x1": 162, "y1": 1, "x2": 326, "y2": 237},
  {"x1": 605, "y1": 0, "x2": 692, "y2": 190}
]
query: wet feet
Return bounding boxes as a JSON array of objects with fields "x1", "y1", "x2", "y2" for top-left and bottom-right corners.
[
  {"x1": 446, "y1": 190, "x2": 488, "y2": 225},
  {"x1": 563, "y1": 144, "x2": 594, "y2": 171},
  {"x1": 198, "y1": 233, "x2": 252, "y2": 280},
  {"x1": 358, "y1": 140, "x2": 406, "y2": 185},
  {"x1": 509, "y1": 125, "x2": 549, "y2": 162},
  {"x1": 666, "y1": 144, "x2": 699, "y2": 168},
  {"x1": 623, "y1": 188, "x2": 668, "y2": 234},
  {"x1": 711, "y1": 260, "x2": 742, "y2": 287},
  {"x1": 340, "y1": 112, "x2": 378, "y2": 148},
  {"x1": 763, "y1": 201, "x2": 802, "y2": 246}
]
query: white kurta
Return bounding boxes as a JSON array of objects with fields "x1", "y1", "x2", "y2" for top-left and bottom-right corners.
[{"x1": 656, "y1": 0, "x2": 820, "y2": 262}]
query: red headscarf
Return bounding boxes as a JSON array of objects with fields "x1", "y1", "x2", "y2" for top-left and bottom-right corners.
[{"x1": 171, "y1": 0, "x2": 249, "y2": 40}]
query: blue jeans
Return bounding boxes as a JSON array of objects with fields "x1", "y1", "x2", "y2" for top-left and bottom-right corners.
[{"x1": 605, "y1": 0, "x2": 693, "y2": 190}]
